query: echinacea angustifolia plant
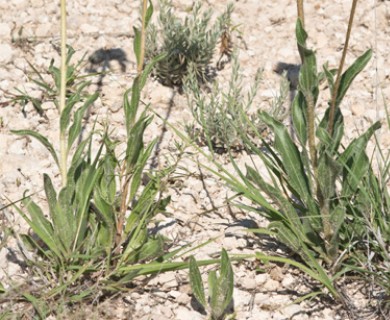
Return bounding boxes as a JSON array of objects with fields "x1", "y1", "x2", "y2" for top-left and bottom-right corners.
[
  {"x1": 2, "y1": 1, "x2": 217, "y2": 316},
  {"x1": 189, "y1": 249, "x2": 235, "y2": 320},
  {"x1": 145, "y1": 0, "x2": 233, "y2": 87},
  {"x1": 231, "y1": 4, "x2": 380, "y2": 300},
  {"x1": 188, "y1": 0, "x2": 386, "y2": 305}
]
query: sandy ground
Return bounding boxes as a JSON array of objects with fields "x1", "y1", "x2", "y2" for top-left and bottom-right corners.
[{"x1": 1, "y1": 0, "x2": 390, "y2": 319}]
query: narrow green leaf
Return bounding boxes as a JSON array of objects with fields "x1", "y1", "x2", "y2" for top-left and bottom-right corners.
[
  {"x1": 316, "y1": 152, "x2": 341, "y2": 201},
  {"x1": 60, "y1": 93, "x2": 79, "y2": 133},
  {"x1": 145, "y1": 0, "x2": 154, "y2": 28},
  {"x1": 291, "y1": 92, "x2": 307, "y2": 145},
  {"x1": 129, "y1": 139, "x2": 157, "y2": 201},
  {"x1": 125, "y1": 115, "x2": 151, "y2": 170},
  {"x1": 123, "y1": 228, "x2": 148, "y2": 263},
  {"x1": 12, "y1": 130, "x2": 59, "y2": 167},
  {"x1": 323, "y1": 64, "x2": 335, "y2": 94},
  {"x1": 295, "y1": 18, "x2": 308, "y2": 48},
  {"x1": 124, "y1": 77, "x2": 142, "y2": 132},
  {"x1": 255, "y1": 252, "x2": 338, "y2": 299},
  {"x1": 73, "y1": 143, "x2": 105, "y2": 248},
  {"x1": 208, "y1": 270, "x2": 217, "y2": 306},
  {"x1": 137, "y1": 237, "x2": 164, "y2": 262},
  {"x1": 259, "y1": 112, "x2": 315, "y2": 213},
  {"x1": 68, "y1": 92, "x2": 99, "y2": 150},
  {"x1": 23, "y1": 293, "x2": 49, "y2": 319},
  {"x1": 189, "y1": 256, "x2": 207, "y2": 308},
  {"x1": 340, "y1": 121, "x2": 381, "y2": 196},
  {"x1": 125, "y1": 179, "x2": 159, "y2": 236},
  {"x1": 43, "y1": 173, "x2": 57, "y2": 222},
  {"x1": 56, "y1": 186, "x2": 76, "y2": 252},
  {"x1": 19, "y1": 198, "x2": 63, "y2": 258},
  {"x1": 336, "y1": 49, "x2": 372, "y2": 107},
  {"x1": 140, "y1": 52, "x2": 167, "y2": 89},
  {"x1": 219, "y1": 249, "x2": 234, "y2": 314},
  {"x1": 133, "y1": 27, "x2": 142, "y2": 68},
  {"x1": 317, "y1": 106, "x2": 344, "y2": 153}
]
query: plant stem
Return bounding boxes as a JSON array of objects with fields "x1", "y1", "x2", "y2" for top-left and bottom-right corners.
[
  {"x1": 59, "y1": 0, "x2": 68, "y2": 187},
  {"x1": 296, "y1": 0, "x2": 305, "y2": 27},
  {"x1": 328, "y1": 0, "x2": 358, "y2": 136},
  {"x1": 137, "y1": 0, "x2": 148, "y2": 75},
  {"x1": 116, "y1": 0, "x2": 149, "y2": 251}
]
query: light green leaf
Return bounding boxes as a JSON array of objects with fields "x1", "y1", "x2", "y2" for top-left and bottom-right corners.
[
  {"x1": 145, "y1": 0, "x2": 154, "y2": 28},
  {"x1": 125, "y1": 78, "x2": 140, "y2": 130},
  {"x1": 12, "y1": 130, "x2": 59, "y2": 167},
  {"x1": 140, "y1": 53, "x2": 167, "y2": 89},
  {"x1": 133, "y1": 27, "x2": 142, "y2": 68}
]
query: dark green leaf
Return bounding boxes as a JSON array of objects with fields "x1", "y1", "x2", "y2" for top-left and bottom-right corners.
[
  {"x1": 189, "y1": 256, "x2": 207, "y2": 308},
  {"x1": 259, "y1": 112, "x2": 316, "y2": 214},
  {"x1": 323, "y1": 64, "x2": 335, "y2": 94},
  {"x1": 20, "y1": 198, "x2": 63, "y2": 258},
  {"x1": 129, "y1": 139, "x2": 157, "y2": 201},
  {"x1": 292, "y1": 92, "x2": 307, "y2": 145},
  {"x1": 136, "y1": 236, "x2": 164, "y2": 262},
  {"x1": 125, "y1": 115, "x2": 151, "y2": 171},
  {"x1": 340, "y1": 121, "x2": 381, "y2": 196},
  {"x1": 68, "y1": 92, "x2": 99, "y2": 150},
  {"x1": 218, "y1": 248, "x2": 234, "y2": 315},
  {"x1": 335, "y1": 49, "x2": 372, "y2": 107}
]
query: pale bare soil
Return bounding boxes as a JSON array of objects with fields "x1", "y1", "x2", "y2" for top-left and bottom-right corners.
[{"x1": 1, "y1": 0, "x2": 390, "y2": 319}]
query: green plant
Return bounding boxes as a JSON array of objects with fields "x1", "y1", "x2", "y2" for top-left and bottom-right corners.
[
  {"x1": 170, "y1": 2, "x2": 387, "y2": 307},
  {"x1": 189, "y1": 249, "x2": 235, "y2": 320},
  {"x1": 1, "y1": 1, "x2": 217, "y2": 316},
  {"x1": 185, "y1": 55, "x2": 288, "y2": 153},
  {"x1": 222, "y1": 6, "x2": 380, "y2": 302},
  {"x1": 146, "y1": 0, "x2": 233, "y2": 87},
  {"x1": 345, "y1": 125, "x2": 390, "y2": 300}
]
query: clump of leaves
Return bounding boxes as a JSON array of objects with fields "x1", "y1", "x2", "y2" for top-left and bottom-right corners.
[
  {"x1": 146, "y1": 0, "x2": 233, "y2": 87},
  {"x1": 347, "y1": 131, "x2": 390, "y2": 302},
  {"x1": 225, "y1": 18, "x2": 380, "y2": 302},
  {"x1": 189, "y1": 249, "x2": 235, "y2": 320},
  {"x1": 2, "y1": 2, "x2": 215, "y2": 316},
  {"x1": 185, "y1": 55, "x2": 288, "y2": 153}
]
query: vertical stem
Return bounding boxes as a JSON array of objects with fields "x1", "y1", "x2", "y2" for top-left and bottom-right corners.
[
  {"x1": 328, "y1": 0, "x2": 358, "y2": 136},
  {"x1": 116, "y1": 0, "x2": 149, "y2": 252},
  {"x1": 297, "y1": 0, "x2": 305, "y2": 27},
  {"x1": 59, "y1": 0, "x2": 68, "y2": 187},
  {"x1": 137, "y1": 0, "x2": 148, "y2": 75}
]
